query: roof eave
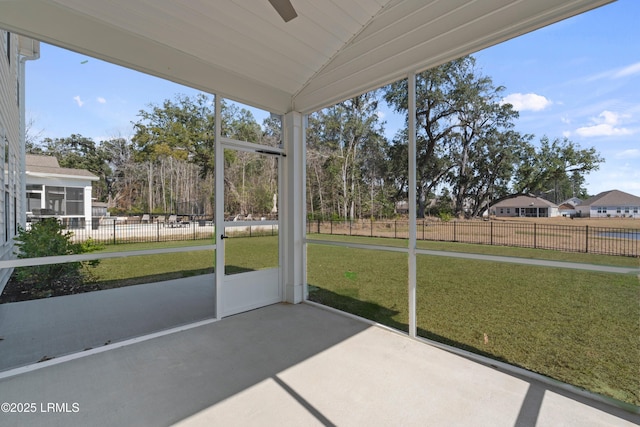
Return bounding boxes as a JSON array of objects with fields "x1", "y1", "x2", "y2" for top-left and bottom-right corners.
[
  {"x1": 293, "y1": 0, "x2": 615, "y2": 113},
  {"x1": 27, "y1": 172, "x2": 100, "y2": 182},
  {"x1": 0, "y1": 0, "x2": 293, "y2": 114}
]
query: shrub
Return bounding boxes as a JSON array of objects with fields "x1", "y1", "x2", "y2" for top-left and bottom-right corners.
[
  {"x1": 13, "y1": 219, "x2": 102, "y2": 291},
  {"x1": 438, "y1": 212, "x2": 453, "y2": 222},
  {"x1": 108, "y1": 207, "x2": 127, "y2": 215}
]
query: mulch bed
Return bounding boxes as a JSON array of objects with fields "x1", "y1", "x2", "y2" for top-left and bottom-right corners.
[{"x1": 0, "y1": 276, "x2": 103, "y2": 304}]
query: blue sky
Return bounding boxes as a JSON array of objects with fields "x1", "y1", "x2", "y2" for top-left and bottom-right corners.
[{"x1": 26, "y1": 0, "x2": 639, "y2": 197}]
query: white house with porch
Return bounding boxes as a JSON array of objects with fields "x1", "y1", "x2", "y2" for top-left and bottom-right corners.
[{"x1": 25, "y1": 154, "x2": 98, "y2": 230}]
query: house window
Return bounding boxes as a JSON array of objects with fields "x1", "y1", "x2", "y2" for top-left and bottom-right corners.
[
  {"x1": 499, "y1": 208, "x2": 504, "y2": 214},
  {"x1": 634, "y1": 207, "x2": 638, "y2": 214},
  {"x1": 45, "y1": 186, "x2": 65, "y2": 214},
  {"x1": 4, "y1": 191, "x2": 8, "y2": 243},
  {"x1": 27, "y1": 192, "x2": 41, "y2": 212},
  {"x1": 597, "y1": 206, "x2": 605, "y2": 214},
  {"x1": 27, "y1": 184, "x2": 43, "y2": 213},
  {"x1": 506, "y1": 208, "x2": 511, "y2": 214},
  {"x1": 624, "y1": 207, "x2": 630, "y2": 213},
  {"x1": 4, "y1": 31, "x2": 9, "y2": 64},
  {"x1": 13, "y1": 195, "x2": 17, "y2": 235},
  {"x1": 66, "y1": 187, "x2": 84, "y2": 215},
  {"x1": 616, "y1": 207, "x2": 621, "y2": 214}
]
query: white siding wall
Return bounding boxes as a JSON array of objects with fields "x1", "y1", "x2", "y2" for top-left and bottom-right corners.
[
  {"x1": 0, "y1": 30, "x2": 21, "y2": 288},
  {"x1": 590, "y1": 206, "x2": 640, "y2": 219},
  {"x1": 576, "y1": 206, "x2": 590, "y2": 217}
]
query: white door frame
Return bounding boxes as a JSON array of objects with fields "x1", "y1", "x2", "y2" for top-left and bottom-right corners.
[{"x1": 214, "y1": 96, "x2": 285, "y2": 318}]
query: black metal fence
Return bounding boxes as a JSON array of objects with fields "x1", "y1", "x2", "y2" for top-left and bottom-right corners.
[
  {"x1": 306, "y1": 219, "x2": 640, "y2": 257},
  {"x1": 57, "y1": 216, "x2": 640, "y2": 256},
  {"x1": 59, "y1": 218, "x2": 277, "y2": 245}
]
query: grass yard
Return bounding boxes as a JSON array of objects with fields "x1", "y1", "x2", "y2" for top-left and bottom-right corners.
[
  {"x1": 91, "y1": 236, "x2": 278, "y2": 289},
  {"x1": 89, "y1": 240, "x2": 214, "y2": 289},
  {"x1": 89, "y1": 234, "x2": 638, "y2": 406}
]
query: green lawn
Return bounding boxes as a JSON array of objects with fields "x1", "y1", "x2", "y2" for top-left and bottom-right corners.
[
  {"x1": 91, "y1": 236, "x2": 277, "y2": 288},
  {"x1": 91, "y1": 235, "x2": 639, "y2": 406}
]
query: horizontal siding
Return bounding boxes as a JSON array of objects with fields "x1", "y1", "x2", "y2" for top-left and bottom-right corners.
[{"x1": 0, "y1": 29, "x2": 24, "y2": 292}]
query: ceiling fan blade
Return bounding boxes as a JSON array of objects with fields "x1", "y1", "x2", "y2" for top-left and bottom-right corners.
[{"x1": 268, "y1": 0, "x2": 297, "y2": 22}]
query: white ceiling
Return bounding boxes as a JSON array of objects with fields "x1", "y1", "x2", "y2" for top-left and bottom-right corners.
[{"x1": 0, "y1": 0, "x2": 614, "y2": 114}]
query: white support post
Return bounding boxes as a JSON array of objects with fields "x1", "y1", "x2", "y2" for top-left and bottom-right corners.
[
  {"x1": 214, "y1": 95, "x2": 224, "y2": 319},
  {"x1": 283, "y1": 111, "x2": 305, "y2": 304},
  {"x1": 408, "y1": 72, "x2": 417, "y2": 338}
]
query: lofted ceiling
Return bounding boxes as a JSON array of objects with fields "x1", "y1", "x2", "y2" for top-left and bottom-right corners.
[{"x1": 0, "y1": 0, "x2": 614, "y2": 114}]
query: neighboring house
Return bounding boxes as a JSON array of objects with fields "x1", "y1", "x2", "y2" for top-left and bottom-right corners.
[
  {"x1": 576, "y1": 189, "x2": 640, "y2": 218},
  {"x1": 558, "y1": 197, "x2": 583, "y2": 217},
  {"x1": 563, "y1": 197, "x2": 583, "y2": 207},
  {"x1": 0, "y1": 30, "x2": 39, "y2": 290},
  {"x1": 492, "y1": 195, "x2": 559, "y2": 218},
  {"x1": 558, "y1": 203, "x2": 577, "y2": 217},
  {"x1": 26, "y1": 154, "x2": 99, "y2": 229}
]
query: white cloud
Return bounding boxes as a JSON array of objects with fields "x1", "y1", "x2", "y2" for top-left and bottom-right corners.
[
  {"x1": 599, "y1": 110, "x2": 625, "y2": 125},
  {"x1": 574, "y1": 110, "x2": 633, "y2": 137},
  {"x1": 73, "y1": 96, "x2": 84, "y2": 107},
  {"x1": 586, "y1": 61, "x2": 640, "y2": 82},
  {"x1": 613, "y1": 62, "x2": 640, "y2": 78},
  {"x1": 376, "y1": 110, "x2": 385, "y2": 120},
  {"x1": 501, "y1": 93, "x2": 552, "y2": 112},
  {"x1": 575, "y1": 124, "x2": 632, "y2": 137},
  {"x1": 97, "y1": 97, "x2": 107, "y2": 104},
  {"x1": 615, "y1": 149, "x2": 640, "y2": 159}
]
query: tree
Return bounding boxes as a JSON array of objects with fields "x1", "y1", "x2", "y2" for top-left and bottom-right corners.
[
  {"x1": 100, "y1": 137, "x2": 145, "y2": 211},
  {"x1": 132, "y1": 95, "x2": 282, "y2": 217},
  {"x1": 460, "y1": 129, "x2": 532, "y2": 217},
  {"x1": 306, "y1": 92, "x2": 387, "y2": 220},
  {"x1": 221, "y1": 105, "x2": 266, "y2": 216},
  {"x1": 513, "y1": 136, "x2": 604, "y2": 203},
  {"x1": 25, "y1": 116, "x2": 44, "y2": 154},
  {"x1": 133, "y1": 94, "x2": 214, "y2": 167},
  {"x1": 360, "y1": 124, "x2": 394, "y2": 218},
  {"x1": 385, "y1": 57, "x2": 470, "y2": 217},
  {"x1": 132, "y1": 94, "x2": 216, "y2": 213},
  {"x1": 447, "y1": 68, "x2": 521, "y2": 218}
]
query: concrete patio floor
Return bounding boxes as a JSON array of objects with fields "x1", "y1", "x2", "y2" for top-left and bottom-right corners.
[{"x1": 0, "y1": 301, "x2": 638, "y2": 426}]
